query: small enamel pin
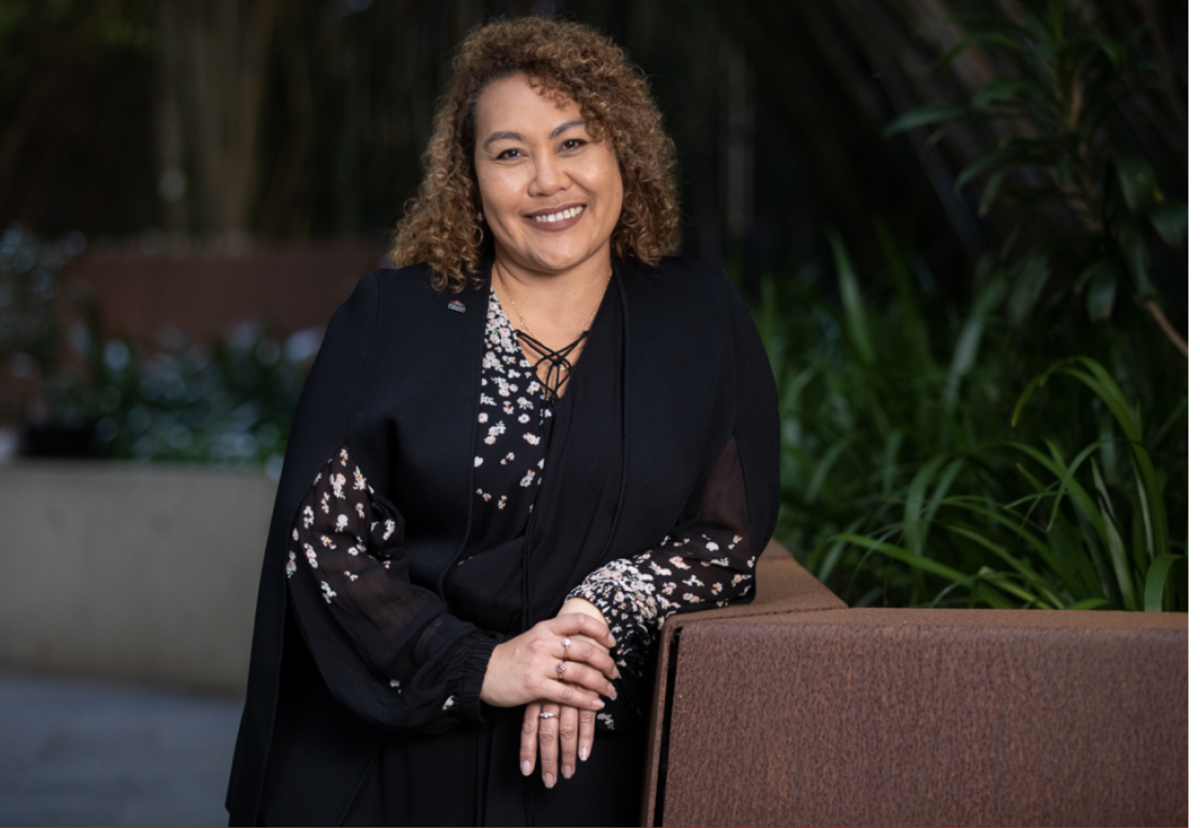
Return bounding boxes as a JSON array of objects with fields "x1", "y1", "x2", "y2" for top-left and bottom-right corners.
[{"x1": 447, "y1": 300, "x2": 466, "y2": 313}]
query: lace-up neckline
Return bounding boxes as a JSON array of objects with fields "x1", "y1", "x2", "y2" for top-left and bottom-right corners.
[{"x1": 494, "y1": 269, "x2": 610, "y2": 405}]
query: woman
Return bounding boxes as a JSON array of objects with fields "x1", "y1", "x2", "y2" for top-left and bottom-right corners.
[{"x1": 227, "y1": 16, "x2": 779, "y2": 827}]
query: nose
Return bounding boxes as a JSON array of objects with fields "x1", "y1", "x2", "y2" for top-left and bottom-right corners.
[{"x1": 529, "y1": 150, "x2": 568, "y2": 196}]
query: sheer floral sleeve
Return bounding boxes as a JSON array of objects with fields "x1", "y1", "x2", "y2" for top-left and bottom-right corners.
[
  {"x1": 564, "y1": 435, "x2": 756, "y2": 718},
  {"x1": 286, "y1": 444, "x2": 504, "y2": 732}
]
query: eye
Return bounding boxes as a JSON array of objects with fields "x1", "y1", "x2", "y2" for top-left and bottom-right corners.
[
  {"x1": 561, "y1": 138, "x2": 588, "y2": 151},
  {"x1": 494, "y1": 148, "x2": 522, "y2": 160}
]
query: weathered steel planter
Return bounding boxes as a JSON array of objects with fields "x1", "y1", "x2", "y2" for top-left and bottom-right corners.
[{"x1": 642, "y1": 542, "x2": 1187, "y2": 827}]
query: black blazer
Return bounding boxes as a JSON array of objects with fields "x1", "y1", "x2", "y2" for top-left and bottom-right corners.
[{"x1": 226, "y1": 256, "x2": 780, "y2": 825}]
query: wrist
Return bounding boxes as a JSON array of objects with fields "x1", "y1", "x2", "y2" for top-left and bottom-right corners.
[
  {"x1": 479, "y1": 637, "x2": 513, "y2": 707},
  {"x1": 454, "y1": 632, "x2": 504, "y2": 721},
  {"x1": 560, "y1": 596, "x2": 606, "y2": 625}
]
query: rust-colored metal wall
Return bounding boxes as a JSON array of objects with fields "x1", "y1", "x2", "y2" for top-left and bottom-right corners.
[
  {"x1": 62, "y1": 243, "x2": 386, "y2": 345},
  {"x1": 642, "y1": 544, "x2": 1187, "y2": 827}
]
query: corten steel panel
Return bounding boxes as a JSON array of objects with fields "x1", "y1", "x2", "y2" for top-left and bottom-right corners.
[
  {"x1": 651, "y1": 606, "x2": 1187, "y2": 827},
  {"x1": 640, "y1": 540, "x2": 847, "y2": 823},
  {"x1": 62, "y1": 242, "x2": 385, "y2": 344}
]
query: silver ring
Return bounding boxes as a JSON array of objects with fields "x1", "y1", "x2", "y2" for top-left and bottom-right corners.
[{"x1": 539, "y1": 711, "x2": 559, "y2": 719}]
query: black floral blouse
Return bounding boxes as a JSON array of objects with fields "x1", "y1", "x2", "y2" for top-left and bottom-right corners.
[
  {"x1": 462, "y1": 289, "x2": 553, "y2": 552},
  {"x1": 286, "y1": 288, "x2": 756, "y2": 727}
]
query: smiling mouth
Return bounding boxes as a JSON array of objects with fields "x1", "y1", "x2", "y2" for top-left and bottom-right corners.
[{"x1": 530, "y1": 205, "x2": 584, "y2": 224}]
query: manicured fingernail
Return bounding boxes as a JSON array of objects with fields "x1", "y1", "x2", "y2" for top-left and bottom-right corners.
[
  {"x1": 592, "y1": 698, "x2": 605, "y2": 709},
  {"x1": 563, "y1": 764, "x2": 573, "y2": 778},
  {"x1": 521, "y1": 760, "x2": 532, "y2": 776},
  {"x1": 607, "y1": 683, "x2": 615, "y2": 696},
  {"x1": 580, "y1": 745, "x2": 590, "y2": 762},
  {"x1": 544, "y1": 772, "x2": 555, "y2": 788},
  {"x1": 609, "y1": 690, "x2": 618, "y2": 700}
]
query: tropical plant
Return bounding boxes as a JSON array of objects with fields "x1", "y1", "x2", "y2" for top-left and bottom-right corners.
[
  {"x1": 885, "y1": 0, "x2": 1187, "y2": 357},
  {"x1": 755, "y1": 226, "x2": 1186, "y2": 612}
]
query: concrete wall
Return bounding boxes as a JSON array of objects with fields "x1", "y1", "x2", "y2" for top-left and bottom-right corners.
[{"x1": 0, "y1": 461, "x2": 276, "y2": 695}]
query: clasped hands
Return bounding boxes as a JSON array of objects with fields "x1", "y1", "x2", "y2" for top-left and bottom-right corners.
[{"x1": 480, "y1": 598, "x2": 619, "y2": 789}]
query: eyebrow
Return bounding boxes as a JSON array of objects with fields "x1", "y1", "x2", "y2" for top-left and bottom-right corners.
[
  {"x1": 481, "y1": 119, "x2": 587, "y2": 148},
  {"x1": 549, "y1": 119, "x2": 586, "y2": 139},
  {"x1": 482, "y1": 130, "x2": 522, "y2": 148}
]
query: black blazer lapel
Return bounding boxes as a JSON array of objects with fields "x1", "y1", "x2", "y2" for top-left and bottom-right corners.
[{"x1": 354, "y1": 261, "x2": 492, "y2": 592}]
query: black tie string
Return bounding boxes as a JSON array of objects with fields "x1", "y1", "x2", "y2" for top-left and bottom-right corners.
[{"x1": 515, "y1": 328, "x2": 588, "y2": 404}]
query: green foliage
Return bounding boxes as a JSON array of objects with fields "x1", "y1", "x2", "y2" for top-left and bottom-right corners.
[
  {"x1": 755, "y1": 227, "x2": 1186, "y2": 612},
  {"x1": 0, "y1": 225, "x2": 60, "y2": 388},
  {"x1": 88, "y1": 324, "x2": 312, "y2": 476},
  {"x1": 0, "y1": 224, "x2": 310, "y2": 474},
  {"x1": 0, "y1": 223, "x2": 88, "y2": 422},
  {"x1": 886, "y1": 0, "x2": 1186, "y2": 338},
  {"x1": 809, "y1": 0, "x2": 1190, "y2": 613}
]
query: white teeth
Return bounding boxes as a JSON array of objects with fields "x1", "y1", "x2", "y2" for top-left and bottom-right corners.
[{"x1": 532, "y1": 206, "x2": 583, "y2": 223}]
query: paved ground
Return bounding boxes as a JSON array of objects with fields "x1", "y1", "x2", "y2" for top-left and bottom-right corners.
[{"x1": 0, "y1": 671, "x2": 241, "y2": 827}]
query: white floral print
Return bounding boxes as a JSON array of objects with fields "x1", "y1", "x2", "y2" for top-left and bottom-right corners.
[
  {"x1": 287, "y1": 448, "x2": 427, "y2": 706},
  {"x1": 565, "y1": 528, "x2": 753, "y2": 689},
  {"x1": 472, "y1": 289, "x2": 551, "y2": 511}
]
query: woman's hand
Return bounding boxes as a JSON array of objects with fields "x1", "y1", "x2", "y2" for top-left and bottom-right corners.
[
  {"x1": 521, "y1": 699, "x2": 600, "y2": 788},
  {"x1": 518, "y1": 600, "x2": 615, "y2": 787},
  {"x1": 480, "y1": 612, "x2": 619, "y2": 710}
]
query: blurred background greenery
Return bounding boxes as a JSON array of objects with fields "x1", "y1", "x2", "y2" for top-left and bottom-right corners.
[{"x1": 0, "y1": 0, "x2": 1186, "y2": 610}]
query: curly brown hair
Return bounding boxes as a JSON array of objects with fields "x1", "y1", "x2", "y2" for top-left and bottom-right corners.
[{"x1": 390, "y1": 17, "x2": 680, "y2": 292}]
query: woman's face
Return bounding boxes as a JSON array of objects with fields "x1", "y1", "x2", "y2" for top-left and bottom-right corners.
[{"x1": 473, "y1": 73, "x2": 623, "y2": 277}]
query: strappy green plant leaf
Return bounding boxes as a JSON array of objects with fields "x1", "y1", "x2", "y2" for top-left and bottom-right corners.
[
  {"x1": 1144, "y1": 554, "x2": 1182, "y2": 613},
  {"x1": 756, "y1": 230, "x2": 1185, "y2": 614}
]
